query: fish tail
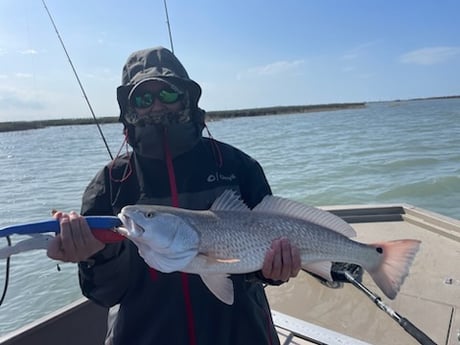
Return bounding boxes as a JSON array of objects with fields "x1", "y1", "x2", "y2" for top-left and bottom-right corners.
[{"x1": 366, "y1": 239, "x2": 421, "y2": 299}]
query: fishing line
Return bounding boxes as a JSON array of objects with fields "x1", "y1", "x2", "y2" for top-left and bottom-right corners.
[
  {"x1": 41, "y1": 0, "x2": 114, "y2": 160},
  {"x1": 0, "y1": 236, "x2": 12, "y2": 306}
]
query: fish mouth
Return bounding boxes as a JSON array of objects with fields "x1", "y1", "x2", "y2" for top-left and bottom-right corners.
[{"x1": 117, "y1": 213, "x2": 145, "y2": 237}]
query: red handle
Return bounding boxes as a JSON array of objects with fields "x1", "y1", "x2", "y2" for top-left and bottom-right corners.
[{"x1": 92, "y1": 229, "x2": 125, "y2": 243}]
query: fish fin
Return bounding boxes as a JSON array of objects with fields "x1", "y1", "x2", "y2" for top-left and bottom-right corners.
[
  {"x1": 211, "y1": 190, "x2": 250, "y2": 212},
  {"x1": 200, "y1": 274, "x2": 234, "y2": 305},
  {"x1": 366, "y1": 239, "x2": 421, "y2": 300},
  {"x1": 302, "y1": 261, "x2": 333, "y2": 281},
  {"x1": 253, "y1": 195, "x2": 356, "y2": 238}
]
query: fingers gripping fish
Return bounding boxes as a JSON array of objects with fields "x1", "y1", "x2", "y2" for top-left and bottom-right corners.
[{"x1": 117, "y1": 190, "x2": 421, "y2": 305}]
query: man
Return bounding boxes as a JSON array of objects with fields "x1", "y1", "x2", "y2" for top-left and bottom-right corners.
[{"x1": 48, "y1": 46, "x2": 301, "y2": 345}]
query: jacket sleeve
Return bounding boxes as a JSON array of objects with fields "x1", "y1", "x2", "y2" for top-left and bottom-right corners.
[{"x1": 78, "y1": 165, "x2": 136, "y2": 307}]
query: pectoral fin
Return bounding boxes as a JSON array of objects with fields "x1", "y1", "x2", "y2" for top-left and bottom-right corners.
[
  {"x1": 200, "y1": 274, "x2": 234, "y2": 305},
  {"x1": 302, "y1": 261, "x2": 333, "y2": 281}
]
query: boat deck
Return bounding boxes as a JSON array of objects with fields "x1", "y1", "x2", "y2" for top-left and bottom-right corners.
[{"x1": 268, "y1": 204, "x2": 460, "y2": 345}]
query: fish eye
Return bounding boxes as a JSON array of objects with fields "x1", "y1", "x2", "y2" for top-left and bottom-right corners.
[{"x1": 145, "y1": 212, "x2": 155, "y2": 218}]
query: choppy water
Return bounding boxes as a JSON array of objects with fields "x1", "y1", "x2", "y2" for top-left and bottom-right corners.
[{"x1": 0, "y1": 98, "x2": 459, "y2": 335}]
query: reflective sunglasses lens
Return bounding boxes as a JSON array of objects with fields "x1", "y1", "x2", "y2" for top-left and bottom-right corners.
[
  {"x1": 131, "y1": 89, "x2": 181, "y2": 108},
  {"x1": 133, "y1": 93, "x2": 154, "y2": 109},
  {"x1": 158, "y1": 90, "x2": 180, "y2": 104}
]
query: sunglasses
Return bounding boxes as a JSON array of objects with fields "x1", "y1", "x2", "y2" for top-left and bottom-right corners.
[{"x1": 130, "y1": 89, "x2": 183, "y2": 109}]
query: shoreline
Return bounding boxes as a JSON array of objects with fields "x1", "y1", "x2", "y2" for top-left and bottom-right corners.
[
  {"x1": 1, "y1": 94, "x2": 459, "y2": 133},
  {"x1": 0, "y1": 102, "x2": 365, "y2": 133}
]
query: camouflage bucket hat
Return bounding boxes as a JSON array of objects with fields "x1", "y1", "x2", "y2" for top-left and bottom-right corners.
[{"x1": 117, "y1": 47, "x2": 202, "y2": 121}]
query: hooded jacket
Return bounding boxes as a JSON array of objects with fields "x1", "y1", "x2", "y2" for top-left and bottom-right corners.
[
  {"x1": 78, "y1": 47, "x2": 281, "y2": 345},
  {"x1": 116, "y1": 46, "x2": 205, "y2": 158}
]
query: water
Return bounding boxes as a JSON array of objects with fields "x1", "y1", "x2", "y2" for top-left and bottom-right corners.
[{"x1": 0, "y1": 98, "x2": 459, "y2": 335}]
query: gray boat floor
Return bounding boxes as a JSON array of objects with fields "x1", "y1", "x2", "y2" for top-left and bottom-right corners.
[{"x1": 268, "y1": 204, "x2": 460, "y2": 345}]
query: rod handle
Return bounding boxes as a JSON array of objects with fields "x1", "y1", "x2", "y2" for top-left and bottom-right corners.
[
  {"x1": 91, "y1": 229, "x2": 125, "y2": 243},
  {"x1": 400, "y1": 317, "x2": 437, "y2": 345}
]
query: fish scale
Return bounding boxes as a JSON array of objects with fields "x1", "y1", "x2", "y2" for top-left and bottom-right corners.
[{"x1": 179, "y1": 211, "x2": 376, "y2": 275}]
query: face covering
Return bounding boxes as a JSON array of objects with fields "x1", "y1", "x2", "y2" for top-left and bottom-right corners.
[{"x1": 132, "y1": 119, "x2": 200, "y2": 159}]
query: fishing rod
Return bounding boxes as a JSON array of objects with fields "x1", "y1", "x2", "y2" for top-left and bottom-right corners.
[
  {"x1": 0, "y1": 217, "x2": 125, "y2": 306},
  {"x1": 41, "y1": 0, "x2": 113, "y2": 160},
  {"x1": 0, "y1": 0, "x2": 119, "y2": 307},
  {"x1": 342, "y1": 271, "x2": 437, "y2": 345},
  {"x1": 309, "y1": 263, "x2": 436, "y2": 344},
  {"x1": 163, "y1": 0, "x2": 175, "y2": 54}
]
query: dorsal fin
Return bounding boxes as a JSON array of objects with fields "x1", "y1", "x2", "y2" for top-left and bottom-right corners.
[
  {"x1": 253, "y1": 194, "x2": 356, "y2": 237},
  {"x1": 210, "y1": 190, "x2": 251, "y2": 212}
]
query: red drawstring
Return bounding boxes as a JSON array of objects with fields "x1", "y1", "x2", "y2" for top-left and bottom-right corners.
[
  {"x1": 180, "y1": 271, "x2": 197, "y2": 345},
  {"x1": 163, "y1": 130, "x2": 179, "y2": 207},
  {"x1": 163, "y1": 128, "x2": 197, "y2": 345}
]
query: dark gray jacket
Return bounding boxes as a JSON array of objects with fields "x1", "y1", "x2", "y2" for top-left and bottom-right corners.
[{"x1": 78, "y1": 138, "x2": 280, "y2": 345}]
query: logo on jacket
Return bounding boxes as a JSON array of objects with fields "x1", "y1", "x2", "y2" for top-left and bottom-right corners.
[{"x1": 207, "y1": 172, "x2": 236, "y2": 183}]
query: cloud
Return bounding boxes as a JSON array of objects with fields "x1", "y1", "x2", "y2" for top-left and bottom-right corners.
[
  {"x1": 15, "y1": 73, "x2": 33, "y2": 78},
  {"x1": 400, "y1": 46, "x2": 460, "y2": 65},
  {"x1": 341, "y1": 53, "x2": 358, "y2": 60},
  {"x1": 356, "y1": 72, "x2": 375, "y2": 79},
  {"x1": 342, "y1": 66, "x2": 355, "y2": 72},
  {"x1": 341, "y1": 41, "x2": 380, "y2": 60},
  {"x1": 237, "y1": 59, "x2": 305, "y2": 79},
  {"x1": 19, "y1": 49, "x2": 38, "y2": 55},
  {"x1": 0, "y1": 90, "x2": 45, "y2": 110},
  {"x1": 96, "y1": 31, "x2": 108, "y2": 45}
]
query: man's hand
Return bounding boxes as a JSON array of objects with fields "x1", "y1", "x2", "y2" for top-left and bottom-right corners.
[
  {"x1": 262, "y1": 238, "x2": 301, "y2": 282},
  {"x1": 47, "y1": 211, "x2": 105, "y2": 262}
]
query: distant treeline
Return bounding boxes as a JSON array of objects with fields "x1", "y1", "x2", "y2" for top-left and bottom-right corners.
[
  {"x1": 406, "y1": 95, "x2": 460, "y2": 102},
  {"x1": 2, "y1": 94, "x2": 459, "y2": 133},
  {"x1": 0, "y1": 102, "x2": 365, "y2": 133},
  {"x1": 0, "y1": 117, "x2": 119, "y2": 133},
  {"x1": 0, "y1": 103, "x2": 366, "y2": 132},
  {"x1": 205, "y1": 103, "x2": 365, "y2": 120}
]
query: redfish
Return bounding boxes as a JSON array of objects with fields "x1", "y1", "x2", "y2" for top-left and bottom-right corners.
[{"x1": 117, "y1": 190, "x2": 420, "y2": 305}]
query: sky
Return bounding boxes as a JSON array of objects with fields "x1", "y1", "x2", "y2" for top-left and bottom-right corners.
[{"x1": 0, "y1": 0, "x2": 459, "y2": 122}]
